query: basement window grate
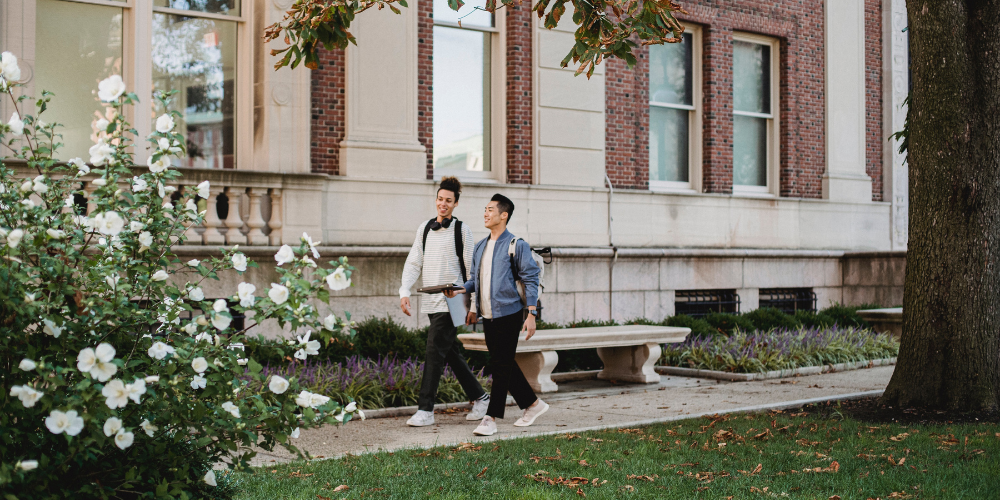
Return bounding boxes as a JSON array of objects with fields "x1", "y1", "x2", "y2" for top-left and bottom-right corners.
[
  {"x1": 674, "y1": 289, "x2": 741, "y2": 318},
  {"x1": 759, "y1": 288, "x2": 817, "y2": 314}
]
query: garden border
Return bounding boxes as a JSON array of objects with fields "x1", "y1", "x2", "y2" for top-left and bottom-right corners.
[{"x1": 654, "y1": 358, "x2": 897, "y2": 381}]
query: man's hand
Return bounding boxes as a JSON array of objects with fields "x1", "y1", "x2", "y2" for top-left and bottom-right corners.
[
  {"x1": 443, "y1": 288, "x2": 465, "y2": 298},
  {"x1": 400, "y1": 297, "x2": 412, "y2": 317},
  {"x1": 465, "y1": 311, "x2": 478, "y2": 326},
  {"x1": 522, "y1": 313, "x2": 537, "y2": 340}
]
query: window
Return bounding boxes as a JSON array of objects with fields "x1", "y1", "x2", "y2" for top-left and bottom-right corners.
[
  {"x1": 759, "y1": 288, "x2": 817, "y2": 314},
  {"x1": 732, "y1": 33, "x2": 779, "y2": 194},
  {"x1": 674, "y1": 289, "x2": 741, "y2": 318},
  {"x1": 20, "y1": 0, "x2": 248, "y2": 169},
  {"x1": 648, "y1": 25, "x2": 701, "y2": 192},
  {"x1": 432, "y1": 0, "x2": 502, "y2": 179}
]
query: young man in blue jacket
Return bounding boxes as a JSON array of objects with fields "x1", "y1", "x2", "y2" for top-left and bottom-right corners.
[{"x1": 445, "y1": 194, "x2": 548, "y2": 436}]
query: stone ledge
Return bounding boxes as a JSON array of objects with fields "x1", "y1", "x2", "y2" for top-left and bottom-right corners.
[{"x1": 655, "y1": 357, "x2": 897, "y2": 381}]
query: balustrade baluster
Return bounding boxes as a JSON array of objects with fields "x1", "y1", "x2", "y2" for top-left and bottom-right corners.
[
  {"x1": 202, "y1": 186, "x2": 227, "y2": 245},
  {"x1": 245, "y1": 188, "x2": 268, "y2": 245},
  {"x1": 268, "y1": 189, "x2": 283, "y2": 246},
  {"x1": 224, "y1": 187, "x2": 245, "y2": 245}
]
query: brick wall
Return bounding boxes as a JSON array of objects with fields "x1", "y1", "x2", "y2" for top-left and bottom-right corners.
[
  {"x1": 865, "y1": 0, "x2": 884, "y2": 201},
  {"x1": 605, "y1": 47, "x2": 650, "y2": 189},
  {"x1": 310, "y1": 48, "x2": 345, "y2": 175},
  {"x1": 506, "y1": 4, "x2": 533, "y2": 184},
  {"x1": 418, "y1": 0, "x2": 434, "y2": 178}
]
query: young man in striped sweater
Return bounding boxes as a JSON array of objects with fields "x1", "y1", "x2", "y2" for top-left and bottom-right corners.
[{"x1": 399, "y1": 177, "x2": 490, "y2": 427}]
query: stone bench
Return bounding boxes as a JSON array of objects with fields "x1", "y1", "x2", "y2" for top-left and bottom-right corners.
[
  {"x1": 457, "y1": 325, "x2": 690, "y2": 393},
  {"x1": 856, "y1": 307, "x2": 902, "y2": 338}
]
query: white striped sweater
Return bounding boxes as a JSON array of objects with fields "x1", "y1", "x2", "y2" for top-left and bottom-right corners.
[{"x1": 399, "y1": 219, "x2": 476, "y2": 315}]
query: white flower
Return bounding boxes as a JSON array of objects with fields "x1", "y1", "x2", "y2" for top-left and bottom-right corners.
[
  {"x1": 221, "y1": 401, "x2": 241, "y2": 418},
  {"x1": 46, "y1": 228, "x2": 65, "y2": 239},
  {"x1": 274, "y1": 245, "x2": 295, "y2": 266},
  {"x1": 324, "y1": 314, "x2": 338, "y2": 330},
  {"x1": 147, "y1": 155, "x2": 170, "y2": 173},
  {"x1": 295, "y1": 391, "x2": 312, "y2": 408},
  {"x1": 204, "y1": 470, "x2": 217, "y2": 487},
  {"x1": 103, "y1": 379, "x2": 130, "y2": 409},
  {"x1": 19, "y1": 180, "x2": 31, "y2": 193},
  {"x1": 191, "y1": 374, "x2": 207, "y2": 389},
  {"x1": 231, "y1": 252, "x2": 247, "y2": 272},
  {"x1": 188, "y1": 259, "x2": 201, "y2": 267},
  {"x1": 20, "y1": 199, "x2": 34, "y2": 208},
  {"x1": 302, "y1": 256, "x2": 317, "y2": 268},
  {"x1": 6, "y1": 228, "x2": 23, "y2": 248},
  {"x1": 89, "y1": 343, "x2": 117, "y2": 382},
  {"x1": 345, "y1": 401, "x2": 357, "y2": 413},
  {"x1": 10, "y1": 385, "x2": 43, "y2": 407},
  {"x1": 132, "y1": 177, "x2": 148, "y2": 192},
  {"x1": 93, "y1": 211, "x2": 125, "y2": 236},
  {"x1": 19, "y1": 358, "x2": 36, "y2": 371},
  {"x1": 290, "y1": 427, "x2": 301, "y2": 439},
  {"x1": 268, "y1": 375, "x2": 290, "y2": 395},
  {"x1": 157, "y1": 137, "x2": 170, "y2": 151},
  {"x1": 211, "y1": 313, "x2": 231, "y2": 331},
  {"x1": 155, "y1": 113, "x2": 175, "y2": 133},
  {"x1": 212, "y1": 299, "x2": 227, "y2": 313},
  {"x1": 42, "y1": 319, "x2": 64, "y2": 338},
  {"x1": 7, "y1": 112, "x2": 23, "y2": 136},
  {"x1": 45, "y1": 410, "x2": 84, "y2": 436},
  {"x1": 114, "y1": 429, "x2": 134, "y2": 449},
  {"x1": 24, "y1": 292, "x2": 36, "y2": 304},
  {"x1": 130, "y1": 220, "x2": 144, "y2": 232},
  {"x1": 358, "y1": 409, "x2": 366, "y2": 421},
  {"x1": 91, "y1": 178, "x2": 107, "y2": 187},
  {"x1": 90, "y1": 360, "x2": 117, "y2": 382},
  {"x1": 32, "y1": 175, "x2": 48, "y2": 194},
  {"x1": 69, "y1": 157, "x2": 90, "y2": 174},
  {"x1": 147, "y1": 342, "x2": 175, "y2": 360},
  {"x1": 97, "y1": 75, "x2": 126, "y2": 102},
  {"x1": 268, "y1": 283, "x2": 289, "y2": 305},
  {"x1": 296, "y1": 331, "x2": 321, "y2": 357},
  {"x1": 144, "y1": 375, "x2": 160, "y2": 384},
  {"x1": 105, "y1": 274, "x2": 119, "y2": 289},
  {"x1": 302, "y1": 232, "x2": 320, "y2": 259},
  {"x1": 89, "y1": 139, "x2": 114, "y2": 166},
  {"x1": 326, "y1": 267, "x2": 351, "y2": 291},
  {"x1": 237, "y1": 358, "x2": 248, "y2": 366},
  {"x1": 95, "y1": 117, "x2": 110, "y2": 132},
  {"x1": 184, "y1": 322, "x2": 198, "y2": 335},
  {"x1": 195, "y1": 332, "x2": 212, "y2": 343},
  {"x1": 77, "y1": 348, "x2": 97, "y2": 373},
  {"x1": 309, "y1": 393, "x2": 331, "y2": 408},
  {"x1": 96, "y1": 343, "x2": 116, "y2": 362},
  {"x1": 17, "y1": 460, "x2": 38, "y2": 471},
  {"x1": 140, "y1": 419, "x2": 158, "y2": 437},
  {"x1": 1, "y1": 51, "x2": 21, "y2": 84},
  {"x1": 191, "y1": 357, "x2": 208, "y2": 374},
  {"x1": 151, "y1": 270, "x2": 169, "y2": 281},
  {"x1": 185, "y1": 199, "x2": 198, "y2": 213},
  {"x1": 188, "y1": 287, "x2": 204, "y2": 302},
  {"x1": 237, "y1": 282, "x2": 256, "y2": 307},
  {"x1": 138, "y1": 231, "x2": 154, "y2": 249},
  {"x1": 126, "y1": 379, "x2": 146, "y2": 404},
  {"x1": 103, "y1": 417, "x2": 123, "y2": 437},
  {"x1": 334, "y1": 411, "x2": 346, "y2": 423},
  {"x1": 65, "y1": 196, "x2": 75, "y2": 208},
  {"x1": 197, "y1": 180, "x2": 210, "y2": 199}
]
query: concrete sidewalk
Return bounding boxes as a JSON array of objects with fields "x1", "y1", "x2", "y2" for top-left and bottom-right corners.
[{"x1": 251, "y1": 365, "x2": 894, "y2": 466}]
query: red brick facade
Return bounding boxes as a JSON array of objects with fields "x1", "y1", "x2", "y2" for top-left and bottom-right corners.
[
  {"x1": 505, "y1": 5, "x2": 534, "y2": 184},
  {"x1": 310, "y1": 48, "x2": 346, "y2": 175},
  {"x1": 865, "y1": 0, "x2": 884, "y2": 201},
  {"x1": 418, "y1": 0, "x2": 434, "y2": 178},
  {"x1": 605, "y1": 47, "x2": 650, "y2": 190}
]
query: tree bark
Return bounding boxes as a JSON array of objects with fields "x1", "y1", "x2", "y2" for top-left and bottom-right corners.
[{"x1": 882, "y1": 1, "x2": 1000, "y2": 411}]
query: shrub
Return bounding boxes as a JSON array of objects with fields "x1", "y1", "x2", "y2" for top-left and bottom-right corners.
[
  {"x1": 820, "y1": 304, "x2": 876, "y2": 329},
  {"x1": 353, "y1": 316, "x2": 427, "y2": 361},
  {"x1": 742, "y1": 307, "x2": 801, "y2": 332},
  {"x1": 705, "y1": 312, "x2": 755, "y2": 336},
  {"x1": 0, "y1": 68, "x2": 360, "y2": 497},
  {"x1": 664, "y1": 314, "x2": 717, "y2": 338},
  {"x1": 793, "y1": 310, "x2": 837, "y2": 329}
]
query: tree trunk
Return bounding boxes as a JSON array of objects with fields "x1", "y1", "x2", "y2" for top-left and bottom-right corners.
[{"x1": 882, "y1": 1, "x2": 1000, "y2": 411}]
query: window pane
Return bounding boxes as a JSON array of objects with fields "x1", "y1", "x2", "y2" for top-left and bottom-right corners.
[
  {"x1": 649, "y1": 107, "x2": 688, "y2": 183},
  {"x1": 35, "y1": 0, "x2": 123, "y2": 161},
  {"x1": 733, "y1": 115, "x2": 767, "y2": 186},
  {"x1": 152, "y1": 14, "x2": 237, "y2": 169},
  {"x1": 649, "y1": 33, "x2": 692, "y2": 105},
  {"x1": 733, "y1": 41, "x2": 770, "y2": 114},
  {"x1": 433, "y1": 0, "x2": 493, "y2": 28},
  {"x1": 154, "y1": 0, "x2": 240, "y2": 16},
  {"x1": 433, "y1": 26, "x2": 490, "y2": 172}
]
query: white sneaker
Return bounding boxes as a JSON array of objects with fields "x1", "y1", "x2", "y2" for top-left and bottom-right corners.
[
  {"x1": 513, "y1": 400, "x2": 549, "y2": 427},
  {"x1": 406, "y1": 410, "x2": 435, "y2": 427},
  {"x1": 467, "y1": 397, "x2": 490, "y2": 420},
  {"x1": 473, "y1": 416, "x2": 497, "y2": 436}
]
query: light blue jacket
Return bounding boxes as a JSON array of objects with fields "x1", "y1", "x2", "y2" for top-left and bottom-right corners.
[{"x1": 461, "y1": 229, "x2": 540, "y2": 319}]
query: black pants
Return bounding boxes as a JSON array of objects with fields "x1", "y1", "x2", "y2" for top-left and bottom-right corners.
[
  {"x1": 417, "y1": 312, "x2": 487, "y2": 411},
  {"x1": 484, "y1": 311, "x2": 538, "y2": 418}
]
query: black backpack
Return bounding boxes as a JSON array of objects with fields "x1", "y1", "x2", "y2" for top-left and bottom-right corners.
[{"x1": 421, "y1": 218, "x2": 468, "y2": 283}]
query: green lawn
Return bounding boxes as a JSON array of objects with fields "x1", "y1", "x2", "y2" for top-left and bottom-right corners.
[{"x1": 229, "y1": 403, "x2": 999, "y2": 499}]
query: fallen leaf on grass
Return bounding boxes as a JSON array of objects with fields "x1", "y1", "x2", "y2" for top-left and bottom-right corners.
[
  {"x1": 576, "y1": 488, "x2": 586, "y2": 497},
  {"x1": 579, "y1": 459, "x2": 593, "y2": 467},
  {"x1": 829, "y1": 496, "x2": 841, "y2": 500},
  {"x1": 317, "y1": 496, "x2": 331, "y2": 500},
  {"x1": 332, "y1": 484, "x2": 349, "y2": 492},
  {"x1": 626, "y1": 474, "x2": 658, "y2": 482},
  {"x1": 453, "y1": 442, "x2": 482, "y2": 452},
  {"x1": 476, "y1": 466, "x2": 488, "y2": 478},
  {"x1": 889, "y1": 433, "x2": 910, "y2": 442},
  {"x1": 622, "y1": 485, "x2": 635, "y2": 492}
]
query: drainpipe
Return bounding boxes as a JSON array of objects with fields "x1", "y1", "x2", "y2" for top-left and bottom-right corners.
[{"x1": 604, "y1": 174, "x2": 618, "y2": 321}]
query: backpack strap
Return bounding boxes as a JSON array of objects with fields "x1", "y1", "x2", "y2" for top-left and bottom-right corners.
[
  {"x1": 508, "y1": 237, "x2": 521, "y2": 283},
  {"x1": 455, "y1": 219, "x2": 467, "y2": 283},
  {"x1": 421, "y1": 218, "x2": 435, "y2": 252}
]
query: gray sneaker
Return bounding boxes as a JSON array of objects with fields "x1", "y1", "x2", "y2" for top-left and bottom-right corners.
[
  {"x1": 406, "y1": 410, "x2": 435, "y2": 427},
  {"x1": 467, "y1": 397, "x2": 490, "y2": 420},
  {"x1": 473, "y1": 416, "x2": 497, "y2": 436},
  {"x1": 513, "y1": 400, "x2": 549, "y2": 427}
]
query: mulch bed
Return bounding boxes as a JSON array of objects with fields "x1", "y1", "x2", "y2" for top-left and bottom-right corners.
[{"x1": 798, "y1": 396, "x2": 999, "y2": 425}]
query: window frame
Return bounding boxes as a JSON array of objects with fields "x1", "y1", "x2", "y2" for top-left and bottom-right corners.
[
  {"x1": 4, "y1": 0, "x2": 253, "y2": 169},
  {"x1": 431, "y1": 5, "x2": 506, "y2": 184},
  {"x1": 731, "y1": 31, "x2": 780, "y2": 197},
  {"x1": 648, "y1": 22, "x2": 702, "y2": 194}
]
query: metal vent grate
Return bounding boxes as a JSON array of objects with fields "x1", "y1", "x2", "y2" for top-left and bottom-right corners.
[
  {"x1": 759, "y1": 288, "x2": 817, "y2": 314},
  {"x1": 674, "y1": 289, "x2": 741, "y2": 318}
]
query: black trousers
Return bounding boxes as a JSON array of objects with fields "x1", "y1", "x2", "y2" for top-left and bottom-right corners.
[
  {"x1": 417, "y1": 312, "x2": 487, "y2": 411},
  {"x1": 484, "y1": 311, "x2": 538, "y2": 418}
]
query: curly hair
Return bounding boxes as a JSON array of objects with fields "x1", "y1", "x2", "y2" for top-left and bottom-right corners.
[{"x1": 438, "y1": 176, "x2": 462, "y2": 202}]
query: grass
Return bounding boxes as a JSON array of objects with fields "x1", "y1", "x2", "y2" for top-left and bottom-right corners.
[{"x1": 228, "y1": 402, "x2": 999, "y2": 499}]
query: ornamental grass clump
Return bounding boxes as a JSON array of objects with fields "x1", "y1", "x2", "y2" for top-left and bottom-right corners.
[
  {"x1": 0, "y1": 53, "x2": 361, "y2": 498},
  {"x1": 660, "y1": 326, "x2": 899, "y2": 373}
]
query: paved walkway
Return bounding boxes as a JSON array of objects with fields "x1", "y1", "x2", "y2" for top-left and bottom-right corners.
[{"x1": 251, "y1": 365, "x2": 894, "y2": 466}]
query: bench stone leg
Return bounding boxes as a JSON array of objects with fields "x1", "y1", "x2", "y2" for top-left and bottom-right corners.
[
  {"x1": 515, "y1": 351, "x2": 559, "y2": 393},
  {"x1": 596, "y1": 343, "x2": 662, "y2": 384}
]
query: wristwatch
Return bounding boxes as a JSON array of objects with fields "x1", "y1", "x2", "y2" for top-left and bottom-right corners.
[{"x1": 528, "y1": 309, "x2": 538, "y2": 317}]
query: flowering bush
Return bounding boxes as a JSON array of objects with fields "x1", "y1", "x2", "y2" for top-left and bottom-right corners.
[{"x1": 0, "y1": 52, "x2": 360, "y2": 497}]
